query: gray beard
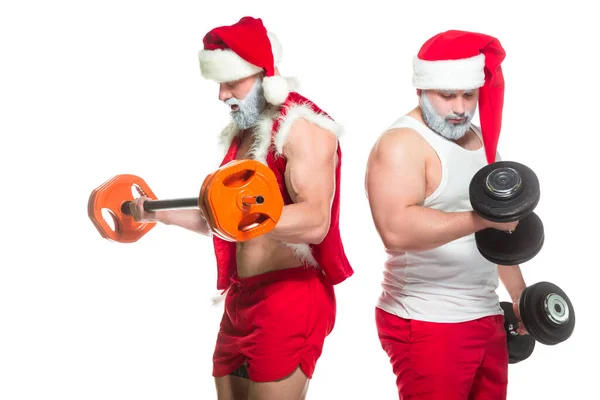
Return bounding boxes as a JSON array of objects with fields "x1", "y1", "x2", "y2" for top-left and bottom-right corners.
[
  {"x1": 420, "y1": 94, "x2": 475, "y2": 141},
  {"x1": 225, "y1": 78, "x2": 267, "y2": 129}
]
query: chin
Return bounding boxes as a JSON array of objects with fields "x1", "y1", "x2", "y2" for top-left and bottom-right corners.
[{"x1": 438, "y1": 122, "x2": 471, "y2": 141}]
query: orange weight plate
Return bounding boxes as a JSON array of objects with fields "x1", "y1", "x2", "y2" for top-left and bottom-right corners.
[
  {"x1": 88, "y1": 174, "x2": 158, "y2": 243},
  {"x1": 199, "y1": 169, "x2": 220, "y2": 234},
  {"x1": 203, "y1": 159, "x2": 284, "y2": 242}
]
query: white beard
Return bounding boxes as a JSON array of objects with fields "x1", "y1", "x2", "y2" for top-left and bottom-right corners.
[
  {"x1": 225, "y1": 78, "x2": 267, "y2": 129},
  {"x1": 420, "y1": 93, "x2": 475, "y2": 140}
]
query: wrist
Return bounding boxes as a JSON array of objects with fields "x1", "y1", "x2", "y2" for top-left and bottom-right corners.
[
  {"x1": 512, "y1": 292, "x2": 524, "y2": 303},
  {"x1": 154, "y1": 211, "x2": 170, "y2": 225},
  {"x1": 471, "y1": 211, "x2": 489, "y2": 231}
]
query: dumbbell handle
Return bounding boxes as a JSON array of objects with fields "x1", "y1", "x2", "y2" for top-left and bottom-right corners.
[
  {"x1": 121, "y1": 198, "x2": 199, "y2": 215},
  {"x1": 506, "y1": 323, "x2": 520, "y2": 336}
]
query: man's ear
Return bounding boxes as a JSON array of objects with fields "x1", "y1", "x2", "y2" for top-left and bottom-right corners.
[{"x1": 416, "y1": 89, "x2": 422, "y2": 96}]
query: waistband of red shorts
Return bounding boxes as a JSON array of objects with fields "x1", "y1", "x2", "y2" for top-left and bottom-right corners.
[{"x1": 229, "y1": 266, "x2": 323, "y2": 289}]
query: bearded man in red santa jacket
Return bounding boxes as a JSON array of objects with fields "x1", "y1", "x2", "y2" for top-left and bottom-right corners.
[{"x1": 129, "y1": 16, "x2": 353, "y2": 400}]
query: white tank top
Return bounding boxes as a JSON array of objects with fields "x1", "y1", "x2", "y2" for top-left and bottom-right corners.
[{"x1": 376, "y1": 115, "x2": 503, "y2": 323}]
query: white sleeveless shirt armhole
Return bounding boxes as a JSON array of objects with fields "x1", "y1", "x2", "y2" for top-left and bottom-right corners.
[{"x1": 376, "y1": 115, "x2": 504, "y2": 323}]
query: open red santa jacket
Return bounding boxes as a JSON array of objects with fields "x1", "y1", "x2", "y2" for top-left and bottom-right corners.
[{"x1": 212, "y1": 92, "x2": 354, "y2": 290}]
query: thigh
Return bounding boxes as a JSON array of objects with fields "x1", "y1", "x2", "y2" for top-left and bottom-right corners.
[
  {"x1": 213, "y1": 294, "x2": 247, "y2": 378},
  {"x1": 215, "y1": 375, "x2": 250, "y2": 400},
  {"x1": 407, "y1": 320, "x2": 483, "y2": 399},
  {"x1": 245, "y1": 269, "x2": 335, "y2": 383},
  {"x1": 248, "y1": 367, "x2": 309, "y2": 400},
  {"x1": 469, "y1": 316, "x2": 508, "y2": 400},
  {"x1": 375, "y1": 307, "x2": 412, "y2": 391},
  {"x1": 377, "y1": 308, "x2": 486, "y2": 400}
]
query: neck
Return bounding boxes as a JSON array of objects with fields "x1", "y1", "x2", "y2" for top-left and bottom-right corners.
[{"x1": 408, "y1": 105, "x2": 425, "y2": 124}]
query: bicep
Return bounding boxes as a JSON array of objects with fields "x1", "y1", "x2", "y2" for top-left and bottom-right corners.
[
  {"x1": 365, "y1": 132, "x2": 426, "y2": 235},
  {"x1": 283, "y1": 120, "x2": 338, "y2": 208}
]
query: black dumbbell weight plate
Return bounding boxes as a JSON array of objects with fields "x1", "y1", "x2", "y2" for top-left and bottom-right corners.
[
  {"x1": 470, "y1": 161, "x2": 540, "y2": 222},
  {"x1": 475, "y1": 212, "x2": 544, "y2": 265},
  {"x1": 519, "y1": 282, "x2": 575, "y2": 346},
  {"x1": 500, "y1": 301, "x2": 536, "y2": 364}
]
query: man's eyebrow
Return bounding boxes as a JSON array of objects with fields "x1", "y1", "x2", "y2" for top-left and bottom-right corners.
[
  {"x1": 439, "y1": 89, "x2": 456, "y2": 95},
  {"x1": 439, "y1": 89, "x2": 475, "y2": 95}
]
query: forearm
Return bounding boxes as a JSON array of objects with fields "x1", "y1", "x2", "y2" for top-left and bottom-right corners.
[
  {"x1": 267, "y1": 202, "x2": 328, "y2": 244},
  {"x1": 498, "y1": 265, "x2": 527, "y2": 302},
  {"x1": 155, "y1": 209, "x2": 211, "y2": 236},
  {"x1": 382, "y1": 206, "x2": 486, "y2": 252}
]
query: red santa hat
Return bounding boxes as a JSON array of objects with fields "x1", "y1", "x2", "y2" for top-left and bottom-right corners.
[
  {"x1": 412, "y1": 30, "x2": 506, "y2": 164},
  {"x1": 198, "y1": 16, "x2": 294, "y2": 106}
]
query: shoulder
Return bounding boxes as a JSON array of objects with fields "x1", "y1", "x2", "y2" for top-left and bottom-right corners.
[
  {"x1": 279, "y1": 95, "x2": 342, "y2": 135},
  {"x1": 377, "y1": 126, "x2": 426, "y2": 145},
  {"x1": 369, "y1": 127, "x2": 427, "y2": 164},
  {"x1": 275, "y1": 94, "x2": 341, "y2": 156},
  {"x1": 283, "y1": 118, "x2": 339, "y2": 160}
]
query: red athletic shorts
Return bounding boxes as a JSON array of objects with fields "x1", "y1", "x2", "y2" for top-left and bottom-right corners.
[
  {"x1": 376, "y1": 307, "x2": 508, "y2": 400},
  {"x1": 212, "y1": 266, "x2": 336, "y2": 382}
]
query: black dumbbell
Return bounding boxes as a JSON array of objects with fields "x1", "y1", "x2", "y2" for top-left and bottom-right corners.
[
  {"x1": 500, "y1": 301, "x2": 536, "y2": 363},
  {"x1": 469, "y1": 161, "x2": 545, "y2": 265},
  {"x1": 519, "y1": 281, "x2": 575, "y2": 345},
  {"x1": 501, "y1": 281, "x2": 575, "y2": 363}
]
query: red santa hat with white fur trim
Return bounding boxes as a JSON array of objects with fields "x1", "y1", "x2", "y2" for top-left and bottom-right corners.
[
  {"x1": 198, "y1": 16, "x2": 294, "y2": 106},
  {"x1": 412, "y1": 30, "x2": 506, "y2": 164}
]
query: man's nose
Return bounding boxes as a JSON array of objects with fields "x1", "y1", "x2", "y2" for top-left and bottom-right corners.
[
  {"x1": 219, "y1": 85, "x2": 231, "y2": 102},
  {"x1": 452, "y1": 99, "x2": 466, "y2": 116}
]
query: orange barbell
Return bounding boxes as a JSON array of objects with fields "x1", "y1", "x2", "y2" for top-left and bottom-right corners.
[{"x1": 88, "y1": 159, "x2": 284, "y2": 243}]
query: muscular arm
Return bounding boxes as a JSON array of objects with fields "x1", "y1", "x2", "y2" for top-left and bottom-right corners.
[
  {"x1": 266, "y1": 119, "x2": 338, "y2": 245},
  {"x1": 365, "y1": 129, "x2": 487, "y2": 252},
  {"x1": 155, "y1": 209, "x2": 212, "y2": 236},
  {"x1": 498, "y1": 265, "x2": 527, "y2": 302}
]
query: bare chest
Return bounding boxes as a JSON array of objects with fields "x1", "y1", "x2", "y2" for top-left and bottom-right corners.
[{"x1": 234, "y1": 132, "x2": 254, "y2": 160}]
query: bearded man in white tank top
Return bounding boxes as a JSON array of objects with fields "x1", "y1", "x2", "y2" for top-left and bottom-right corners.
[{"x1": 365, "y1": 31, "x2": 530, "y2": 400}]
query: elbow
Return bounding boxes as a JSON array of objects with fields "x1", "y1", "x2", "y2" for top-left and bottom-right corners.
[
  {"x1": 381, "y1": 233, "x2": 404, "y2": 252},
  {"x1": 308, "y1": 215, "x2": 331, "y2": 245},
  {"x1": 311, "y1": 227, "x2": 329, "y2": 244},
  {"x1": 380, "y1": 231, "x2": 415, "y2": 252}
]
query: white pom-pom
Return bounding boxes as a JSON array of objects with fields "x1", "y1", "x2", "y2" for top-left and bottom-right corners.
[{"x1": 263, "y1": 76, "x2": 297, "y2": 105}]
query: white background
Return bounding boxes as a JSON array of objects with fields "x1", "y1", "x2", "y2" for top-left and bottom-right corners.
[{"x1": 1, "y1": 1, "x2": 598, "y2": 399}]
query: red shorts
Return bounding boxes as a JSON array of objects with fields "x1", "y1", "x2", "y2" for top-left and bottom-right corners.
[
  {"x1": 376, "y1": 307, "x2": 508, "y2": 400},
  {"x1": 212, "y1": 266, "x2": 336, "y2": 382}
]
